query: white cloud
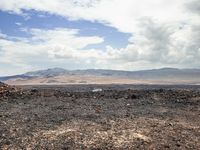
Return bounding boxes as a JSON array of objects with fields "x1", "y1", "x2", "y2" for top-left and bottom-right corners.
[
  {"x1": 0, "y1": 28, "x2": 104, "y2": 75},
  {"x1": 0, "y1": 0, "x2": 200, "y2": 74},
  {"x1": 0, "y1": 0, "x2": 194, "y2": 32},
  {"x1": 15, "y1": 22, "x2": 22, "y2": 26}
]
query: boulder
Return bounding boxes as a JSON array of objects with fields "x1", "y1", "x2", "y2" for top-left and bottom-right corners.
[
  {"x1": 0, "y1": 82, "x2": 8, "y2": 93},
  {"x1": 0, "y1": 81, "x2": 7, "y2": 87}
]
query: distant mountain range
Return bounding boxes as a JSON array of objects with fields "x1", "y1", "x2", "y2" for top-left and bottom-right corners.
[{"x1": 1, "y1": 68, "x2": 200, "y2": 85}]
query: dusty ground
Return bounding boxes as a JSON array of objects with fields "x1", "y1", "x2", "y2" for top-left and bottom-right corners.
[{"x1": 0, "y1": 84, "x2": 200, "y2": 149}]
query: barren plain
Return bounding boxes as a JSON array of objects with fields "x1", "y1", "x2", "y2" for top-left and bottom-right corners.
[{"x1": 0, "y1": 83, "x2": 200, "y2": 149}]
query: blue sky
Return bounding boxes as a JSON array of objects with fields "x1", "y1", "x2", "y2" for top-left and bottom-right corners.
[
  {"x1": 0, "y1": 0, "x2": 199, "y2": 75},
  {"x1": 0, "y1": 11, "x2": 131, "y2": 49}
]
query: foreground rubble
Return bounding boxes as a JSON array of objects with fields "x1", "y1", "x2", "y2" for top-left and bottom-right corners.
[
  {"x1": 0, "y1": 82, "x2": 21, "y2": 100},
  {"x1": 0, "y1": 84, "x2": 200, "y2": 149}
]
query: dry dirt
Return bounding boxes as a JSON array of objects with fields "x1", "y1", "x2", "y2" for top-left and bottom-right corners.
[
  {"x1": 5, "y1": 74, "x2": 200, "y2": 85},
  {"x1": 0, "y1": 84, "x2": 200, "y2": 149}
]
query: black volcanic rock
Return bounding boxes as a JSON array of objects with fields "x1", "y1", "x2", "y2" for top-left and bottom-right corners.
[
  {"x1": 0, "y1": 82, "x2": 22, "y2": 100},
  {"x1": 0, "y1": 81, "x2": 7, "y2": 87}
]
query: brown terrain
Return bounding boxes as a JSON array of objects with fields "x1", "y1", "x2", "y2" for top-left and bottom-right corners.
[
  {"x1": 2, "y1": 68, "x2": 200, "y2": 85},
  {"x1": 0, "y1": 82, "x2": 200, "y2": 149},
  {"x1": 4, "y1": 75, "x2": 146, "y2": 85},
  {"x1": 4, "y1": 74, "x2": 200, "y2": 86}
]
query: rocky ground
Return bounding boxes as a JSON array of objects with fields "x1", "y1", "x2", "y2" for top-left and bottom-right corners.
[{"x1": 0, "y1": 83, "x2": 200, "y2": 149}]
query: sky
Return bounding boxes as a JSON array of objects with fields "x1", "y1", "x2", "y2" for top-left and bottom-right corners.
[{"x1": 0, "y1": 0, "x2": 200, "y2": 75}]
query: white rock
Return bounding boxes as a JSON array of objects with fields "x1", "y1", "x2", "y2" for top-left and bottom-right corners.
[{"x1": 92, "y1": 88, "x2": 103, "y2": 92}]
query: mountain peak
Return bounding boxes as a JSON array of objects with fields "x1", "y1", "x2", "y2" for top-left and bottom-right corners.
[
  {"x1": 159, "y1": 68, "x2": 179, "y2": 71},
  {"x1": 24, "y1": 67, "x2": 67, "y2": 77},
  {"x1": 46, "y1": 67, "x2": 66, "y2": 72}
]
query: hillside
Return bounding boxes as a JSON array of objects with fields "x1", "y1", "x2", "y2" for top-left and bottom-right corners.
[{"x1": 1, "y1": 68, "x2": 200, "y2": 85}]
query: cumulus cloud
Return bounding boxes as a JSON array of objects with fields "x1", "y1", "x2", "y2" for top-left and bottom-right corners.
[
  {"x1": 0, "y1": 0, "x2": 190, "y2": 33},
  {"x1": 0, "y1": 0, "x2": 199, "y2": 74},
  {"x1": 186, "y1": 0, "x2": 200, "y2": 15},
  {"x1": 0, "y1": 28, "x2": 105, "y2": 75}
]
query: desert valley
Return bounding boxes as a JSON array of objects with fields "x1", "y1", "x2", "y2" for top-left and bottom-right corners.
[{"x1": 0, "y1": 68, "x2": 200, "y2": 149}]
